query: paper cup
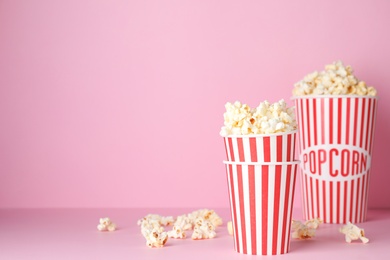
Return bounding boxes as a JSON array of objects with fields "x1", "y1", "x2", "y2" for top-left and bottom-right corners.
[
  {"x1": 224, "y1": 161, "x2": 298, "y2": 255},
  {"x1": 223, "y1": 131, "x2": 297, "y2": 163},
  {"x1": 294, "y1": 95, "x2": 378, "y2": 223}
]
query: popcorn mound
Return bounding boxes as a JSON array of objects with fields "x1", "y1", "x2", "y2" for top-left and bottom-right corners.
[
  {"x1": 137, "y1": 209, "x2": 223, "y2": 248},
  {"x1": 293, "y1": 61, "x2": 377, "y2": 96},
  {"x1": 220, "y1": 99, "x2": 297, "y2": 136}
]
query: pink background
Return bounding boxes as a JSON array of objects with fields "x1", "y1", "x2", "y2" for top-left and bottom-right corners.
[{"x1": 1, "y1": 0, "x2": 389, "y2": 209}]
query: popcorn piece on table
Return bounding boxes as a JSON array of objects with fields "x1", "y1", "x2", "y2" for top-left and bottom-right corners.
[
  {"x1": 144, "y1": 228, "x2": 169, "y2": 248},
  {"x1": 187, "y1": 209, "x2": 223, "y2": 228},
  {"x1": 304, "y1": 218, "x2": 323, "y2": 229},
  {"x1": 293, "y1": 60, "x2": 377, "y2": 97},
  {"x1": 167, "y1": 225, "x2": 187, "y2": 239},
  {"x1": 173, "y1": 214, "x2": 193, "y2": 231},
  {"x1": 339, "y1": 222, "x2": 369, "y2": 244},
  {"x1": 97, "y1": 217, "x2": 116, "y2": 232},
  {"x1": 137, "y1": 214, "x2": 174, "y2": 227},
  {"x1": 291, "y1": 220, "x2": 316, "y2": 239},
  {"x1": 220, "y1": 99, "x2": 297, "y2": 136},
  {"x1": 191, "y1": 217, "x2": 216, "y2": 240},
  {"x1": 227, "y1": 221, "x2": 233, "y2": 235}
]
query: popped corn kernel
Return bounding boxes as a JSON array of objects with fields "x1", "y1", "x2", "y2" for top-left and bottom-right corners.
[
  {"x1": 227, "y1": 221, "x2": 233, "y2": 235},
  {"x1": 293, "y1": 61, "x2": 377, "y2": 97},
  {"x1": 167, "y1": 225, "x2": 186, "y2": 239},
  {"x1": 304, "y1": 218, "x2": 323, "y2": 229},
  {"x1": 145, "y1": 228, "x2": 169, "y2": 248},
  {"x1": 191, "y1": 218, "x2": 216, "y2": 240},
  {"x1": 220, "y1": 99, "x2": 297, "y2": 136},
  {"x1": 339, "y1": 222, "x2": 369, "y2": 244},
  {"x1": 97, "y1": 217, "x2": 116, "y2": 232},
  {"x1": 291, "y1": 220, "x2": 316, "y2": 239}
]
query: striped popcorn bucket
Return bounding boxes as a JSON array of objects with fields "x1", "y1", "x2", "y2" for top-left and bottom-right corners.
[
  {"x1": 294, "y1": 96, "x2": 378, "y2": 223},
  {"x1": 223, "y1": 131, "x2": 297, "y2": 163},
  {"x1": 224, "y1": 161, "x2": 298, "y2": 255}
]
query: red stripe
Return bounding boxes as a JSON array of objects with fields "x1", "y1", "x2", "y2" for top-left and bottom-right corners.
[
  {"x1": 343, "y1": 181, "x2": 348, "y2": 224},
  {"x1": 360, "y1": 174, "x2": 368, "y2": 222},
  {"x1": 316, "y1": 179, "x2": 320, "y2": 218},
  {"x1": 353, "y1": 99, "x2": 359, "y2": 146},
  {"x1": 237, "y1": 165, "x2": 247, "y2": 254},
  {"x1": 369, "y1": 99, "x2": 377, "y2": 154},
  {"x1": 272, "y1": 166, "x2": 282, "y2": 255},
  {"x1": 228, "y1": 165, "x2": 240, "y2": 252},
  {"x1": 281, "y1": 165, "x2": 292, "y2": 254},
  {"x1": 306, "y1": 99, "x2": 311, "y2": 147},
  {"x1": 287, "y1": 165, "x2": 297, "y2": 253},
  {"x1": 329, "y1": 98, "x2": 333, "y2": 144},
  {"x1": 310, "y1": 177, "x2": 314, "y2": 219},
  {"x1": 337, "y1": 98, "x2": 342, "y2": 144},
  {"x1": 249, "y1": 138, "x2": 258, "y2": 162},
  {"x1": 301, "y1": 170, "x2": 307, "y2": 220},
  {"x1": 363, "y1": 171, "x2": 370, "y2": 221},
  {"x1": 321, "y1": 99, "x2": 325, "y2": 145},
  {"x1": 313, "y1": 99, "x2": 318, "y2": 145},
  {"x1": 248, "y1": 165, "x2": 257, "y2": 255},
  {"x1": 223, "y1": 138, "x2": 229, "y2": 160},
  {"x1": 359, "y1": 98, "x2": 366, "y2": 148},
  {"x1": 349, "y1": 180, "x2": 355, "y2": 223},
  {"x1": 346, "y1": 98, "x2": 351, "y2": 145},
  {"x1": 365, "y1": 99, "x2": 372, "y2": 151},
  {"x1": 287, "y1": 134, "x2": 292, "y2": 161},
  {"x1": 300, "y1": 99, "x2": 306, "y2": 149},
  {"x1": 277, "y1": 135, "x2": 283, "y2": 162},
  {"x1": 337, "y1": 181, "x2": 340, "y2": 224},
  {"x1": 329, "y1": 182, "x2": 333, "y2": 223},
  {"x1": 237, "y1": 138, "x2": 245, "y2": 162},
  {"x1": 322, "y1": 181, "x2": 327, "y2": 223},
  {"x1": 305, "y1": 174, "x2": 310, "y2": 220},
  {"x1": 263, "y1": 137, "x2": 270, "y2": 162},
  {"x1": 355, "y1": 178, "x2": 361, "y2": 223},
  {"x1": 262, "y1": 165, "x2": 268, "y2": 255},
  {"x1": 228, "y1": 138, "x2": 235, "y2": 161}
]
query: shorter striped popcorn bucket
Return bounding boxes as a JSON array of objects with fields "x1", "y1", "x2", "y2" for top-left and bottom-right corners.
[
  {"x1": 294, "y1": 95, "x2": 378, "y2": 223},
  {"x1": 224, "y1": 161, "x2": 299, "y2": 255},
  {"x1": 223, "y1": 131, "x2": 297, "y2": 163}
]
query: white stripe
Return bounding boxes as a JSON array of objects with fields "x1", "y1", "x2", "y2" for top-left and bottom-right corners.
[
  {"x1": 324, "y1": 180, "x2": 330, "y2": 223},
  {"x1": 345, "y1": 180, "x2": 351, "y2": 222},
  {"x1": 243, "y1": 137, "x2": 251, "y2": 162},
  {"x1": 291, "y1": 133, "x2": 296, "y2": 161},
  {"x1": 332, "y1": 182, "x2": 337, "y2": 223},
  {"x1": 361, "y1": 98, "x2": 369, "y2": 149},
  {"x1": 225, "y1": 138, "x2": 232, "y2": 161},
  {"x1": 277, "y1": 165, "x2": 287, "y2": 255},
  {"x1": 285, "y1": 165, "x2": 296, "y2": 253},
  {"x1": 318, "y1": 180, "x2": 324, "y2": 221},
  {"x1": 231, "y1": 138, "x2": 239, "y2": 162},
  {"x1": 356, "y1": 177, "x2": 363, "y2": 223},
  {"x1": 282, "y1": 134, "x2": 287, "y2": 162},
  {"x1": 349, "y1": 98, "x2": 356, "y2": 145},
  {"x1": 242, "y1": 165, "x2": 251, "y2": 254},
  {"x1": 308, "y1": 98, "x2": 315, "y2": 147},
  {"x1": 333, "y1": 98, "x2": 338, "y2": 144},
  {"x1": 232, "y1": 165, "x2": 243, "y2": 252},
  {"x1": 256, "y1": 136, "x2": 264, "y2": 162},
  {"x1": 324, "y1": 98, "x2": 330, "y2": 145},
  {"x1": 270, "y1": 136, "x2": 276, "y2": 162},
  {"x1": 267, "y1": 165, "x2": 275, "y2": 255},
  {"x1": 340, "y1": 98, "x2": 347, "y2": 144},
  {"x1": 339, "y1": 181, "x2": 345, "y2": 223},
  {"x1": 356, "y1": 99, "x2": 363, "y2": 149},
  {"x1": 255, "y1": 165, "x2": 262, "y2": 254},
  {"x1": 226, "y1": 167, "x2": 236, "y2": 250}
]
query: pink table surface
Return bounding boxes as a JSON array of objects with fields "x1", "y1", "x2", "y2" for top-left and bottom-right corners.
[{"x1": 1, "y1": 208, "x2": 389, "y2": 259}]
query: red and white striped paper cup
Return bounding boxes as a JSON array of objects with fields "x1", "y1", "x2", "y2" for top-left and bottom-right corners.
[
  {"x1": 223, "y1": 131, "x2": 297, "y2": 163},
  {"x1": 294, "y1": 96, "x2": 378, "y2": 223},
  {"x1": 224, "y1": 160, "x2": 298, "y2": 255}
]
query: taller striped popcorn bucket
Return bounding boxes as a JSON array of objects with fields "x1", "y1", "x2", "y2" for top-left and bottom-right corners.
[
  {"x1": 223, "y1": 131, "x2": 297, "y2": 163},
  {"x1": 224, "y1": 160, "x2": 299, "y2": 255},
  {"x1": 294, "y1": 96, "x2": 378, "y2": 223}
]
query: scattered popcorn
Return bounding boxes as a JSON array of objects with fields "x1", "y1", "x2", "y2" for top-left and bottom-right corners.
[
  {"x1": 227, "y1": 221, "x2": 233, "y2": 235},
  {"x1": 138, "y1": 209, "x2": 222, "y2": 247},
  {"x1": 291, "y1": 220, "x2": 316, "y2": 239},
  {"x1": 339, "y1": 222, "x2": 369, "y2": 244},
  {"x1": 220, "y1": 99, "x2": 297, "y2": 136},
  {"x1": 144, "y1": 228, "x2": 169, "y2": 248},
  {"x1": 167, "y1": 225, "x2": 187, "y2": 239},
  {"x1": 293, "y1": 61, "x2": 377, "y2": 97},
  {"x1": 304, "y1": 218, "x2": 323, "y2": 229},
  {"x1": 97, "y1": 217, "x2": 116, "y2": 232},
  {"x1": 191, "y1": 218, "x2": 216, "y2": 240}
]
